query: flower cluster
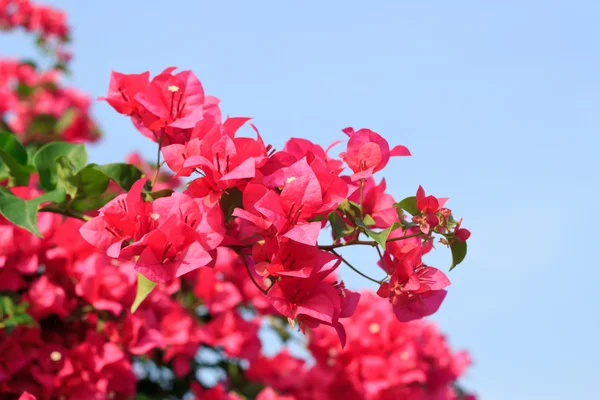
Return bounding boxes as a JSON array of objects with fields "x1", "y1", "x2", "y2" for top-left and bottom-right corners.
[
  {"x1": 88, "y1": 66, "x2": 470, "y2": 345},
  {"x1": 0, "y1": 0, "x2": 71, "y2": 62},
  {"x1": 0, "y1": 1, "x2": 474, "y2": 399},
  {"x1": 247, "y1": 292, "x2": 476, "y2": 400},
  {"x1": 0, "y1": 59, "x2": 100, "y2": 144}
]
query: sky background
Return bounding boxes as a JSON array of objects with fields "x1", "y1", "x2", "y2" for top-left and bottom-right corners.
[{"x1": 2, "y1": 0, "x2": 600, "y2": 398}]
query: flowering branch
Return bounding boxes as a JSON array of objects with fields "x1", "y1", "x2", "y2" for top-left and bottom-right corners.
[{"x1": 331, "y1": 249, "x2": 385, "y2": 284}]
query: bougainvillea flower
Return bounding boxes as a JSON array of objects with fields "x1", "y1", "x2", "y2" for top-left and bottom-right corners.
[
  {"x1": 134, "y1": 67, "x2": 205, "y2": 131},
  {"x1": 377, "y1": 246, "x2": 451, "y2": 322},
  {"x1": 233, "y1": 182, "x2": 322, "y2": 245},
  {"x1": 152, "y1": 192, "x2": 225, "y2": 252},
  {"x1": 268, "y1": 277, "x2": 360, "y2": 346},
  {"x1": 414, "y1": 185, "x2": 448, "y2": 234},
  {"x1": 454, "y1": 217, "x2": 471, "y2": 241},
  {"x1": 202, "y1": 310, "x2": 262, "y2": 361},
  {"x1": 79, "y1": 178, "x2": 153, "y2": 258},
  {"x1": 98, "y1": 70, "x2": 150, "y2": 116},
  {"x1": 252, "y1": 239, "x2": 341, "y2": 279},
  {"x1": 135, "y1": 216, "x2": 212, "y2": 283},
  {"x1": 348, "y1": 176, "x2": 398, "y2": 229},
  {"x1": 74, "y1": 255, "x2": 136, "y2": 316},
  {"x1": 340, "y1": 127, "x2": 411, "y2": 181}
]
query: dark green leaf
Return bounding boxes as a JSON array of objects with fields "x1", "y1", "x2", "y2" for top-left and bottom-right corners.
[
  {"x1": 396, "y1": 196, "x2": 420, "y2": 216},
  {"x1": 15, "y1": 83, "x2": 35, "y2": 98},
  {"x1": 28, "y1": 114, "x2": 56, "y2": 135},
  {"x1": 33, "y1": 142, "x2": 87, "y2": 191},
  {"x1": 0, "y1": 187, "x2": 66, "y2": 237},
  {"x1": 93, "y1": 163, "x2": 144, "y2": 191},
  {"x1": 328, "y1": 211, "x2": 355, "y2": 241},
  {"x1": 70, "y1": 192, "x2": 117, "y2": 212},
  {"x1": 338, "y1": 199, "x2": 362, "y2": 222},
  {"x1": 449, "y1": 238, "x2": 468, "y2": 271},
  {"x1": 131, "y1": 273, "x2": 156, "y2": 313},
  {"x1": 0, "y1": 132, "x2": 34, "y2": 185},
  {"x1": 144, "y1": 188, "x2": 174, "y2": 201}
]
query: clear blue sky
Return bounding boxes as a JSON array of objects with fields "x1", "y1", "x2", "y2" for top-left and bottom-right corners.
[{"x1": 2, "y1": 1, "x2": 599, "y2": 398}]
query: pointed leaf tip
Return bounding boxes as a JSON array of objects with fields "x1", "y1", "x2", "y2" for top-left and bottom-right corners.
[
  {"x1": 131, "y1": 273, "x2": 157, "y2": 313},
  {"x1": 449, "y1": 239, "x2": 467, "y2": 271}
]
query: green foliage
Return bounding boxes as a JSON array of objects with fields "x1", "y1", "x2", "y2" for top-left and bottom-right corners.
[
  {"x1": 328, "y1": 211, "x2": 354, "y2": 241},
  {"x1": 0, "y1": 187, "x2": 66, "y2": 237},
  {"x1": 131, "y1": 273, "x2": 157, "y2": 313},
  {"x1": 0, "y1": 295, "x2": 36, "y2": 334},
  {"x1": 0, "y1": 132, "x2": 35, "y2": 185},
  {"x1": 396, "y1": 196, "x2": 420, "y2": 216},
  {"x1": 33, "y1": 141, "x2": 87, "y2": 191},
  {"x1": 355, "y1": 218, "x2": 401, "y2": 250},
  {"x1": 449, "y1": 236, "x2": 468, "y2": 271}
]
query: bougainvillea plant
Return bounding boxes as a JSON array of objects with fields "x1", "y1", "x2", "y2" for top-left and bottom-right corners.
[{"x1": 0, "y1": 1, "x2": 475, "y2": 399}]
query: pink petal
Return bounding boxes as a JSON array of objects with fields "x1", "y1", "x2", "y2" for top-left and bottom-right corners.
[{"x1": 390, "y1": 145, "x2": 411, "y2": 156}]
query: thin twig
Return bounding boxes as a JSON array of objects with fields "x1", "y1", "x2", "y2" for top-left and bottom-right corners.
[
  {"x1": 318, "y1": 240, "x2": 377, "y2": 251},
  {"x1": 375, "y1": 244, "x2": 387, "y2": 272},
  {"x1": 359, "y1": 179, "x2": 365, "y2": 217},
  {"x1": 386, "y1": 231, "x2": 424, "y2": 242},
  {"x1": 241, "y1": 255, "x2": 269, "y2": 295},
  {"x1": 151, "y1": 140, "x2": 162, "y2": 188},
  {"x1": 319, "y1": 232, "x2": 423, "y2": 251},
  {"x1": 331, "y1": 249, "x2": 383, "y2": 285}
]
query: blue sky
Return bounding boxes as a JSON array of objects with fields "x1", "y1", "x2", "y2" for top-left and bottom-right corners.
[{"x1": 2, "y1": 0, "x2": 600, "y2": 398}]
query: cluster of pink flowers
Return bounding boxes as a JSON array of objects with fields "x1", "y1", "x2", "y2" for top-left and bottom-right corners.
[
  {"x1": 0, "y1": 59, "x2": 100, "y2": 144},
  {"x1": 247, "y1": 292, "x2": 475, "y2": 400},
  {"x1": 0, "y1": 0, "x2": 70, "y2": 62},
  {"x1": 0, "y1": 1, "x2": 475, "y2": 399},
  {"x1": 88, "y1": 66, "x2": 470, "y2": 344}
]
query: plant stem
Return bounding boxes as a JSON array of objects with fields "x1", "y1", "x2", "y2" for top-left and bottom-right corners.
[
  {"x1": 319, "y1": 239, "x2": 377, "y2": 251},
  {"x1": 359, "y1": 179, "x2": 365, "y2": 217},
  {"x1": 386, "y1": 231, "x2": 424, "y2": 242},
  {"x1": 151, "y1": 140, "x2": 162, "y2": 188},
  {"x1": 319, "y1": 231, "x2": 424, "y2": 251},
  {"x1": 331, "y1": 249, "x2": 383, "y2": 285},
  {"x1": 240, "y1": 255, "x2": 269, "y2": 295},
  {"x1": 39, "y1": 205, "x2": 90, "y2": 221}
]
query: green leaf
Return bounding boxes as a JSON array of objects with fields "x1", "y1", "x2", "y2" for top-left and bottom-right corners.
[
  {"x1": 33, "y1": 142, "x2": 87, "y2": 191},
  {"x1": 144, "y1": 188, "x2": 174, "y2": 201},
  {"x1": 61, "y1": 163, "x2": 143, "y2": 211},
  {"x1": 338, "y1": 199, "x2": 362, "y2": 222},
  {"x1": 56, "y1": 156, "x2": 79, "y2": 199},
  {"x1": 396, "y1": 196, "x2": 420, "y2": 216},
  {"x1": 449, "y1": 238, "x2": 468, "y2": 271},
  {"x1": 356, "y1": 218, "x2": 400, "y2": 250},
  {"x1": 28, "y1": 114, "x2": 56, "y2": 135},
  {"x1": 0, "y1": 296, "x2": 15, "y2": 318},
  {"x1": 0, "y1": 187, "x2": 66, "y2": 237},
  {"x1": 363, "y1": 214, "x2": 376, "y2": 226},
  {"x1": 93, "y1": 163, "x2": 144, "y2": 191},
  {"x1": 3, "y1": 312, "x2": 36, "y2": 333},
  {"x1": 328, "y1": 211, "x2": 355, "y2": 241},
  {"x1": 368, "y1": 226, "x2": 395, "y2": 250},
  {"x1": 131, "y1": 273, "x2": 157, "y2": 313},
  {"x1": 0, "y1": 132, "x2": 34, "y2": 185},
  {"x1": 15, "y1": 83, "x2": 35, "y2": 98},
  {"x1": 70, "y1": 192, "x2": 117, "y2": 212},
  {"x1": 55, "y1": 108, "x2": 76, "y2": 133}
]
